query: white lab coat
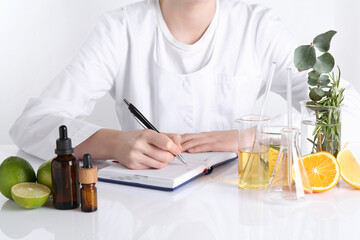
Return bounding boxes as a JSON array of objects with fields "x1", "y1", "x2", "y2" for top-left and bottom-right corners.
[{"x1": 9, "y1": 0, "x2": 360, "y2": 160}]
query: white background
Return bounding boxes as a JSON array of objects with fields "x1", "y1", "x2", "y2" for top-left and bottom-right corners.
[{"x1": 0, "y1": 0, "x2": 359, "y2": 144}]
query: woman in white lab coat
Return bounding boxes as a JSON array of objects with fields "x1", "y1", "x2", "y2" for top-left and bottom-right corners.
[{"x1": 9, "y1": 0, "x2": 360, "y2": 169}]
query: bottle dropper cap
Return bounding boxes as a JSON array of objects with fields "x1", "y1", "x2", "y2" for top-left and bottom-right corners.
[
  {"x1": 55, "y1": 125, "x2": 74, "y2": 155},
  {"x1": 83, "y1": 154, "x2": 93, "y2": 169},
  {"x1": 79, "y1": 153, "x2": 98, "y2": 184}
]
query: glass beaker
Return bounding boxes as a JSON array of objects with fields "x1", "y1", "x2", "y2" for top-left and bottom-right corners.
[
  {"x1": 261, "y1": 126, "x2": 285, "y2": 180},
  {"x1": 300, "y1": 100, "x2": 342, "y2": 157},
  {"x1": 267, "y1": 127, "x2": 312, "y2": 201},
  {"x1": 235, "y1": 114, "x2": 270, "y2": 189}
]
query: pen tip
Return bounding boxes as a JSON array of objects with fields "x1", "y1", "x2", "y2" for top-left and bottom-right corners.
[
  {"x1": 178, "y1": 155, "x2": 188, "y2": 166},
  {"x1": 123, "y1": 99, "x2": 130, "y2": 106}
]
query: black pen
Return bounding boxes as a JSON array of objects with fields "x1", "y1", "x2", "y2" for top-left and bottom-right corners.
[{"x1": 123, "y1": 99, "x2": 188, "y2": 166}]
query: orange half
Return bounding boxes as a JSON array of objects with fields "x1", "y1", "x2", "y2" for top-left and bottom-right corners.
[{"x1": 302, "y1": 151, "x2": 340, "y2": 193}]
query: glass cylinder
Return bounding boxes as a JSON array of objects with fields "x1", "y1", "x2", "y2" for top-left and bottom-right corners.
[
  {"x1": 300, "y1": 101, "x2": 342, "y2": 157},
  {"x1": 235, "y1": 114, "x2": 270, "y2": 189}
]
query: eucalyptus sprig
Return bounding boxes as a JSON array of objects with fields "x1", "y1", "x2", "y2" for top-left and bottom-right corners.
[{"x1": 294, "y1": 30, "x2": 344, "y2": 156}]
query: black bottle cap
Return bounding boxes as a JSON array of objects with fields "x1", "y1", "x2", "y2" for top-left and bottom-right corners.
[
  {"x1": 55, "y1": 125, "x2": 74, "y2": 155},
  {"x1": 83, "y1": 153, "x2": 93, "y2": 169}
]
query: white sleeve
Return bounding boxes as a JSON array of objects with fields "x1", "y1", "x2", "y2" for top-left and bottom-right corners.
[
  {"x1": 255, "y1": 8, "x2": 360, "y2": 142},
  {"x1": 254, "y1": 7, "x2": 308, "y2": 111},
  {"x1": 9, "y1": 13, "x2": 124, "y2": 160}
]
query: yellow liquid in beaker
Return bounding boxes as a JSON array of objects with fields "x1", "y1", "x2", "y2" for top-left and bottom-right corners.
[
  {"x1": 268, "y1": 146, "x2": 290, "y2": 187},
  {"x1": 238, "y1": 148, "x2": 269, "y2": 189},
  {"x1": 268, "y1": 145, "x2": 280, "y2": 177}
]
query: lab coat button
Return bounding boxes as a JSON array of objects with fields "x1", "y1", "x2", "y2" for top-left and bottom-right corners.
[
  {"x1": 184, "y1": 116, "x2": 192, "y2": 124},
  {"x1": 182, "y1": 79, "x2": 189, "y2": 88},
  {"x1": 226, "y1": 82, "x2": 232, "y2": 90}
]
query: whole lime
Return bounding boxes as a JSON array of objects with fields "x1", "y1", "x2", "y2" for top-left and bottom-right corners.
[
  {"x1": 11, "y1": 182, "x2": 50, "y2": 209},
  {"x1": 0, "y1": 156, "x2": 36, "y2": 199},
  {"x1": 37, "y1": 160, "x2": 52, "y2": 191}
]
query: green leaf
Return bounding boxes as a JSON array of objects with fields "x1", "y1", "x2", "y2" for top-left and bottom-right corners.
[
  {"x1": 313, "y1": 53, "x2": 335, "y2": 73},
  {"x1": 314, "y1": 88, "x2": 326, "y2": 97},
  {"x1": 309, "y1": 88, "x2": 317, "y2": 101},
  {"x1": 307, "y1": 138, "x2": 317, "y2": 146},
  {"x1": 309, "y1": 70, "x2": 321, "y2": 79},
  {"x1": 306, "y1": 101, "x2": 317, "y2": 107},
  {"x1": 313, "y1": 30, "x2": 337, "y2": 52},
  {"x1": 320, "y1": 79, "x2": 330, "y2": 86},
  {"x1": 319, "y1": 75, "x2": 329, "y2": 81},
  {"x1": 294, "y1": 45, "x2": 316, "y2": 71},
  {"x1": 319, "y1": 75, "x2": 330, "y2": 86},
  {"x1": 308, "y1": 78, "x2": 318, "y2": 86},
  {"x1": 306, "y1": 101, "x2": 322, "y2": 111}
]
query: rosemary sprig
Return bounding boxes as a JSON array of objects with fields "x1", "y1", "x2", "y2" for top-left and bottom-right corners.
[{"x1": 312, "y1": 67, "x2": 344, "y2": 156}]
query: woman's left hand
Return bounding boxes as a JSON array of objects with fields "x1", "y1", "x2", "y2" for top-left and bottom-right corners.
[{"x1": 180, "y1": 130, "x2": 238, "y2": 153}]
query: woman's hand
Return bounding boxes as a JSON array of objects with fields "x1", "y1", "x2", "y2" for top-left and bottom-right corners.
[
  {"x1": 180, "y1": 130, "x2": 238, "y2": 153},
  {"x1": 74, "y1": 129, "x2": 182, "y2": 170}
]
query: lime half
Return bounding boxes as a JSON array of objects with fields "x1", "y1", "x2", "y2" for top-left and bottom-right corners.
[{"x1": 11, "y1": 182, "x2": 50, "y2": 209}]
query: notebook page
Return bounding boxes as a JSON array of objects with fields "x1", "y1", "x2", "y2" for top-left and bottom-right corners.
[{"x1": 97, "y1": 152, "x2": 236, "y2": 188}]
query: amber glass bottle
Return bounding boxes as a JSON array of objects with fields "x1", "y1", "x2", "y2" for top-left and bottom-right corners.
[
  {"x1": 51, "y1": 125, "x2": 80, "y2": 209},
  {"x1": 79, "y1": 154, "x2": 98, "y2": 212}
]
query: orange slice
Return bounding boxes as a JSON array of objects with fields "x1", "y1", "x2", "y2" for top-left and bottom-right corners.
[
  {"x1": 302, "y1": 151, "x2": 340, "y2": 193},
  {"x1": 337, "y1": 143, "x2": 360, "y2": 189}
]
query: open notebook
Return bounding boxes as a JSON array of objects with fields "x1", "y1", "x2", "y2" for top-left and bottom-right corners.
[{"x1": 97, "y1": 152, "x2": 237, "y2": 191}]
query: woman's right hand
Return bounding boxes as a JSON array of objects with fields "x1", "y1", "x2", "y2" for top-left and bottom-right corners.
[{"x1": 74, "y1": 129, "x2": 182, "y2": 170}]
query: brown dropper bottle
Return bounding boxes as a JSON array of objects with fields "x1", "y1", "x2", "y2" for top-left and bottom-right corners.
[
  {"x1": 51, "y1": 125, "x2": 80, "y2": 209},
  {"x1": 79, "y1": 153, "x2": 98, "y2": 212}
]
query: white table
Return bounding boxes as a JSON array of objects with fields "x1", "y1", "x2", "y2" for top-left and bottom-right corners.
[{"x1": 1, "y1": 145, "x2": 360, "y2": 240}]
